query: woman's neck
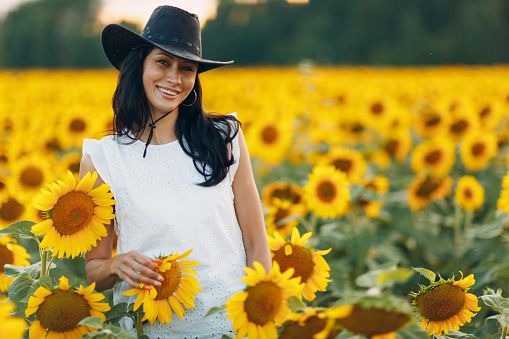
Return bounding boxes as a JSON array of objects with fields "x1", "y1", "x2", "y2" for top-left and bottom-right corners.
[{"x1": 139, "y1": 109, "x2": 179, "y2": 144}]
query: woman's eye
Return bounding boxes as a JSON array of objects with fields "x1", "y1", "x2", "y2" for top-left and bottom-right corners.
[{"x1": 157, "y1": 60, "x2": 168, "y2": 66}]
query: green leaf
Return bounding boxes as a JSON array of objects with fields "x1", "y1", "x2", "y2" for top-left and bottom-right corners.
[
  {"x1": 376, "y1": 268, "x2": 415, "y2": 288},
  {"x1": 105, "y1": 302, "x2": 128, "y2": 326},
  {"x1": 104, "y1": 323, "x2": 138, "y2": 339},
  {"x1": 438, "y1": 330, "x2": 479, "y2": 338},
  {"x1": 138, "y1": 336, "x2": 150, "y2": 339},
  {"x1": 204, "y1": 305, "x2": 226, "y2": 318},
  {"x1": 221, "y1": 334, "x2": 236, "y2": 339},
  {"x1": 4, "y1": 263, "x2": 44, "y2": 279},
  {"x1": 78, "y1": 316, "x2": 104, "y2": 329},
  {"x1": 7, "y1": 272, "x2": 33, "y2": 317},
  {"x1": 287, "y1": 296, "x2": 306, "y2": 311},
  {"x1": 20, "y1": 276, "x2": 53, "y2": 303},
  {"x1": 355, "y1": 262, "x2": 399, "y2": 288},
  {"x1": 480, "y1": 293, "x2": 504, "y2": 309},
  {"x1": 413, "y1": 267, "x2": 436, "y2": 283},
  {"x1": 0, "y1": 220, "x2": 37, "y2": 239},
  {"x1": 485, "y1": 314, "x2": 509, "y2": 328}
]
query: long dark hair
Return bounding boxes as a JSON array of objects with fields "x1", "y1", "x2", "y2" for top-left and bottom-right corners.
[{"x1": 112, "y1": 45, "x2": 239, "y2": 187}]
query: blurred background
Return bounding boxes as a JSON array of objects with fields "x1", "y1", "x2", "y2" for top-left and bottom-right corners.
[{"x1": 0, "y1": 0, "x2": 508, "y2": 68}]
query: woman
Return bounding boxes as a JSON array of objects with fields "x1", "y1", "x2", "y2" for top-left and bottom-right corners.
[{"x1": 80, "y1": 6, "x2": 271, "y2": 338}]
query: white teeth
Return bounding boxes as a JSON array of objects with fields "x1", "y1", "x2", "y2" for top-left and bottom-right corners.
[{"x1": 158, "y1": 86, "x2": 177, "y2": 96}]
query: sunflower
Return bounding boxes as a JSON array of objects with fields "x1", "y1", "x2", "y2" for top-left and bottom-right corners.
[
  {"x1": 380, "y1": 129, "x2": 413, "y2": 164},
  {"x1": 320, "y1": 147, "x2": 366, "y2": 184},
  {"x1": 0, "y1": 235, "x2": 31, "y2": 292},
  {"x1": 279, "y1": 306, "x2": 354, "y2": 339},
  {"x1": 496, "y1": 172, "x2": 509, "y2": 214},
  {"x1": 412, "y1": 103, "x2": 450, "y2": 139},
  {"x1": 246, "y1": 118, "x2": 293, "y2": 165},
  {"x1": 455, "y1": 176, "x2": 484, "y2": 211},
  {"x1": 303, "y1": 165, "x2": 350, "y2": 219},
  {"x1": 123, "y1": 249, "x2": 201, "y2": 325},
  {"x1": 31, "y1": 171, "x2": 115, "y2": 259},
  {"x1": 25, "y1": 276, "x2": 110, "y2": 339},
  {"x1": 447, "y1": 111, "x2": 479, "y2": 142},
  {"x1": 411, "y1": 137, "x2": 456, "y2": 177},
  {"x1": 265, "y1": 198, "x2": 307, "y2": 239},
  {"x1": 362, "y1": 175, "x2": 390, "y2": 194},
  {"x1": 0, "y1": 298, "x2": 26, "y2": 339},
  {"x1": 407, "y1": 174, "x2": 453, "y2": 211},
  {"x1": 337, "y1": 115, "x2": 372, "y2": 145},
  {"x1": 359, "y1": 200, "x2": 384, "y2": 219},
  {"x1": 261, "y1": 181, "x2": 305, "y2": 208},
  {"x1": 59, "y1": 151, "x2": 83, "y2": 182},
  {"x1": 0, "y1": 197, "x2": 26, "y2": 228},
  {"x1": 225, "y1": 261, "x2": 302, "y2": 339},
  {"x1": 58, "y1": 108, "x2": 99, "y2": 149},
  {"x1": 460, "y1": 130, "x2": 498, "y2": 171},
  {"x1": 411, "y1": 272, "x2": 481, "y2": 336},
  {"x1": 7, "y1": 153, "x2": 55, "y2": 204},
  {"x1": 268, "y1": 227, "x2": 331, "y2": 301}
]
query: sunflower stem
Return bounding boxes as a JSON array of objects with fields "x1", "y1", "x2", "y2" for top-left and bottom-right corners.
[
  {"x1": 501, "y1": 325, "x2": 507, "y2": 339},
  {"x1": 40, "y1": 250, "x2": 48, "y2": 277},
  {"x1": 135, "y1": 312, "x2": 144, "y2": 337},
  {"x1": 453, "y1": 203, "x2": 463, "y2": 262},
  {"x1": 45, "y1": 256, "x2": 56, "y2": 276}
]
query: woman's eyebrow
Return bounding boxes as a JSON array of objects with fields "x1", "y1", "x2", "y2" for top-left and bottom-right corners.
[{"x1": 154, "y1": 52, "x2": 196, "y2": 65}]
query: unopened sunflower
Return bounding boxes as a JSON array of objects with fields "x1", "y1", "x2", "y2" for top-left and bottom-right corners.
[
  {"x1": 411, "y1": 271, "x2": 481, "y2": 336},
  {"x1": 303, "y1": 165, "x2": 350, "y2": 219},
  {"x1": 455, "y1": 176, "x2": 484, "y2": 211},
  {"x1": 279, "y1": 305, "x2": 353, "y2": 339},
  {"x1": 225, "y1": 261, "x2": 302, "y2": 339},
  {"x1": 265, "y1": 198, "x2": 307, "y2": 238},
  {"x1": 269, "y1": 227, "x2": 331, "y2": 301},
  {"x1": 0, "y1": 235, "x2": 31, "y2": 292},
  {"x1": 0, "y1": 298, "x2": 26, "y2": 339},
  {"x1": 124, "y1": 249, "x2": 201, "y2": 325},
  {"x1": 31, "y1": 171, "x2": 115, "y2": 258},
  {"x1": 25, "y1": 276, "x2": 110, "y2": 339}
]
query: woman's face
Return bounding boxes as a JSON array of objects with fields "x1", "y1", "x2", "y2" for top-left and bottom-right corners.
[{"x1": 142, "y1": 47, "x2": 197, "y2": 117}]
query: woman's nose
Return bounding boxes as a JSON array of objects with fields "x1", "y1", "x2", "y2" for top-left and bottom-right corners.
[{"x1": 166, "y1": 66, "x2": 182, "y2": 84}]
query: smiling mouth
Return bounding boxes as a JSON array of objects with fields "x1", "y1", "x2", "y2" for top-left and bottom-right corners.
[{"x1": 157, "y1": 86, "x2": 178, "y2": 96}]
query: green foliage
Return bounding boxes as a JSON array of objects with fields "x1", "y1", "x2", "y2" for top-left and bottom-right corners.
[
  {"x1": 79, "y1": 316, "x2": 138, "y2": 339},
  {"x1": 0, "y1": 220, "x2": 36, "y2": 239}
]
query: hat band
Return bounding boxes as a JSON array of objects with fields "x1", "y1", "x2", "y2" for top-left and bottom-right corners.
[{"x1": 141, "y1": 31, "x2": 201, "y2": 57}]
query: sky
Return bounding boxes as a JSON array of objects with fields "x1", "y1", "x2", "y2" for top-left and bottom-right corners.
[{"x1": 0, "y1": 0, "x2": 219, "y2": 27}]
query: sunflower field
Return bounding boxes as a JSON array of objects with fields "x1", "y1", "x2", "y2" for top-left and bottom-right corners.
[{"x1": 2, "y1": 65, "x2": 509, "y2": 338}]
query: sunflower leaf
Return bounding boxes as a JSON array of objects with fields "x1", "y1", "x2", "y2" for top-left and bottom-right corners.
[
  {"x1": 0, "y1": 220, "x2": 37, "y2": 239},
  {"x1": 78, "y1": 316, "x2": 104, "y2": 329},
  {"x1": 20, "y1": 276, "x2": 52, "y2": 303},
  {"x1": 287, "y1": 296, "x2": 306, "y2": 311},
  {"x1": 437, "y1": 330, "x2": 479, "y2": 338},
  {"x1": 103, "y1": 324, "x2": 138, "y2": 339},
  {"x1": 105, "y1": 302, "x2": 129, "y2": 326},
  {"x1": 412, "y1": 267, "x2": 436, "y2": 283},
  {"x1": 486, "y1": 314, "x2": 509, "y2": 328},
  {"x1": 4, "y1": 263, "x2": 42, "y2": 278},
  {"x1": 220, "y1": 334, "x2": 236, "y2": 339},
  {"x1": 204, "y1": 304, "x2": 226, "y2": 318},
  {"x1": 7, "y1": 272, "x2": 33, "y2": 317}
]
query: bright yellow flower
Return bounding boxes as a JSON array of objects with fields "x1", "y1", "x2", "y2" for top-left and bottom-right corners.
[
  {"x1": 497, "y1": 171, "x2": 509, "y2": 215},
  {"x1": 226, "y1": 261, "x2": 302, "y2": 339},
  {"x1": 412, "y1": 272, "x2": 481, "y2": 336},
  {"x1": 268, "y1": 227, "x2": 331, "y2": 301},
  {"x1": 304, "y1": 165, "x2": 350, "y2": 219},
  {"x1": 31, "y1": 171, "x2": 115, "y2": 258},
  {"x1": 0, "y1": 235, "x2": 31, "y2": 292},
  {"x1": 336, "y1": 305, "x2": 410, "y2": 337},
  {"x1": 262, "y1": 182, "x2": 305, "y2": 208},
  {"x1": 412, "y1": 103, "x2": 450, "y2": 139},
  {"x1": 460, "y1": 130, "x2": 498, "y2": 171},
  {"x1": 0, "y1": 298, "x2": 26, "y2": 339},
  {"x1": 362, "y1": 175, "x2": 390, "y2": 194},
  {"x1": 407, "y1": 174, "x2": 453, "y2": 211},
  {"x1": 265, "y1": 198, "x2": 307, "y2": 239},
  {"x1": 25, "y1": 276, "x2": 110, "y2": 339},
  {"x1": 124, "y1": 249, "x2": 202, "y2": 325},
  {"x1": 411, "y1": 137, "x2": 456, "y2": 177},
  {"x1": 320, "y1": 147, "x2": 366, "y2": 184},
  {"x1": 0, "y1": 197, "x2": 26, "y2": 228},
  {"x1": 246, "y1": 118, "x2": 293, "y2": 164},
  {"x1": 455, "y1": 176, "x2": 484, "y2": 211}
]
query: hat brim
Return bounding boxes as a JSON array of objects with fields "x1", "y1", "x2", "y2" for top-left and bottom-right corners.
[{"x1": 101, "y1": 24, "x2": 233, "y2": 73}]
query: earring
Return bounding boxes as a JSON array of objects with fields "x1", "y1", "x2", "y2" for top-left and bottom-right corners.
[{"x1": 181, "y1": 89, "x2": 197, "y2": 107}]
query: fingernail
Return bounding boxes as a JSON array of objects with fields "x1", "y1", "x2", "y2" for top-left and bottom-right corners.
[
  {"x1": 144, "y1": 285, "x2": 153, "y2": 290},
  {"x1": 155, "y1": 269, "x2": 159, "y2": 273},
  {"x1": 154, "y1": 281, "x2": 162, "y2": 286},
  {"x1": 158, "y1": 276, "x2": 164, "y2": 282}
]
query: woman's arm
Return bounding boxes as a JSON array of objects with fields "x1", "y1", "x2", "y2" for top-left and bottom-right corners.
[
  {"x1": 232, "y1": 128, "x2": 272, "y2": 272},
  {"x1": 80, "y1": 154, "x2": 163, "y2": 291}
]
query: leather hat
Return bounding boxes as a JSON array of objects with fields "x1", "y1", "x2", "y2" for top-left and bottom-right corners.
[{"x1": 101, "y1": 6, "x2": 233, "y2": 73}]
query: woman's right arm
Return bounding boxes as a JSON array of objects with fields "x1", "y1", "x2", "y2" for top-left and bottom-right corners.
[{"x1": 80, "y1": 154, "x2": 163, "y2": 292}]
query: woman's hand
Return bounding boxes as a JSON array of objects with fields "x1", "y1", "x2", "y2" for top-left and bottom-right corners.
[{"x1": 110, "y1": 250, "x2": 164, "y2": 289}]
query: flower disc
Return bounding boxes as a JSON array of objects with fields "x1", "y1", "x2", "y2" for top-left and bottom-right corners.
[
  {"x1": 336, "y1": 306, "x2": 409, "y2": 336},
  {"x1": 52, "y1": 191, "x2": 95, "y2": 235},
  {"x1": 154, "y1": 261, "x2": 181, "y2": 300},
  {"x1": 244, "y1": 282, "x2": 283, "y2": 325},
  {"x1": 20, "y1": 166, "x2": 43, "y2": 187},
  {"x1": 37, "y1": 290, "x2": 91, "y2": 332},
  {"x1": 0, "y1": 243, "x2": 14, "y2": 273},
  {"x1": 417, "y1": 284, "x2": 464, "y2": 321},
  {"x1": 273, "y1": 245, "x2": 314, "y2": 283}
]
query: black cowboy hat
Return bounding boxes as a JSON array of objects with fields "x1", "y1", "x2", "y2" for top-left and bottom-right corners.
[{"x1": 101, "y1": 6, "x2": 233, "y2": 73}]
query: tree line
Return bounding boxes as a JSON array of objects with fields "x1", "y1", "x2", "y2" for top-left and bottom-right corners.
[{"x1": 1, "y1": 0, "x2": 508, "y2": 68}]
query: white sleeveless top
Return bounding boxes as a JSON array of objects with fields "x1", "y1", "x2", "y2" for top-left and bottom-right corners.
[{"x1": 82, "y1": 114, "x2": 246, "y2": 339}]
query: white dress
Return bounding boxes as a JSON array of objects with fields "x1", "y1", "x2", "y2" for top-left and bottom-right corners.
[{"x1": 82, "y1": 114, "x2": 247, "y2": 339}]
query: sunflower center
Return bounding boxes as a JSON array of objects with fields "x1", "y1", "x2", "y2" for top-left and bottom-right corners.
[
  {"x1": 450, "y1": 120, "x2": 468, "y2": 134},
  {"x1": 472, "y1": 143, "x2": 485, "y2": 156},
  {"x1": 155, "y1": 261, "x2": 181, "y2": 300},
  {"x1": 349, "y1": 123, "x2": 364, "y2": 133},
  {"x1": 464, "y1": 188, "x2": 473, "y2": 199},
  {"x1": 244, "y1": 282, "x2": 283, "y2": 325},
  {"x1": 52, "y1": 191, "x2": 95, "y2": 235},
  {"x1": 479, "y1": 107, "x2": 491, "y2": 118},
  {"x1": 337, "y1": 306, "x2": 409, "y2": 336},
  {"x1": 316, "y1": 180, "x2": 337, "y2": 203},
  {"x1": 332, "y1": 159, "x2": 352, "y2": 173},
  {"x1": 0, "y1": 198, "x2": 24, "y2": 222},
  {"x1": 273, "y1": 188, "x2": 302, "y2": 205},
  {"x1": 262, "y1": 126, "x2": 279, "y2": 144},
  {"x1": 69, "y1": 162, "x2": 81, "y2": 174},
  {"x1": 279, "y1": 315, "x2": 330, "y2": 339},
  {"x1": 416, "y1": 178, "x2": 440, "y2": 197},
  {"x1": 70, "y1": 119, "x2": 86, "y2": 132},
  {"x1": 0, "y1": 243, "x2": 14, "y2": 274},
  {"x1": 20, "y1": 166, "x2": 43, "y2": 187},
  {"x1": 425, "y1": 115, "x2": 441, "y2": 127},
  {"x1": 417, "y1": 284, "x2": 465, "y2": 321},
  {"x1": 370, "y1": 102, "x2": 384, "y2": 115},
  {"x1": 385, "y1": 140, "x2": 398, "y2": 155},
  {"x1": 425, "y1": 150, "x2": 442, "y2": 165},
  {"x1": 38, "y1": 290, "x2": 91, "y2": 332},
  {"x1": 0, "y1": 180, "x2": 5, "y2": 191},
  {"x1": 274, "y1": 208, "x2": 290, "y2": 227},
  {"x1": 273, "y1": 245, "x2": 314, "y2": 283}
]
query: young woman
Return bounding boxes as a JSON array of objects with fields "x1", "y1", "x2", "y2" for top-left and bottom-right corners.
[{"x1": 80, "y1": 6, "x2": 271, "y2": 338}]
